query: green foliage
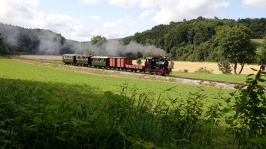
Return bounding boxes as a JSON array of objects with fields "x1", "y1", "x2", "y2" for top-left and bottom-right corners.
[
  {"x1": 169, "y1": 61, "x2": 174, "y2": 69},
  {"x1": 0, "y1": 32, "x2": 9, "y2": 55},
  {"x1": 91, "y1": 35, "x2": 107, "y2": 46},
  {"x1": 194, "y1": 67, "x2": 213, "y2": 74},
  {"x1": 0, "y1": 78, "x2": 228, "y2": 148},
  {"x1": 214, "y1": 25, "x2": 257, "y2": 74},
  {"x1": 224, "y1": 65, "x2": 266, "y2": 148},
  {"x1": 123, "y1": 17, "x2": 266, "y2": 63},
  {"x1": 218, "y1": 60, "x2": 232, "y2": 74},
  {"x1": 136, "y1": 59, "x2": 142, "y2": 65},
  {"x1": 258, "y1": 36, "x2": 266, "y2": 65}
]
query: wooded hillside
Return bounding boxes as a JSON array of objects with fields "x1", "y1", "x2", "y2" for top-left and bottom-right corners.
[
  {"x1": 123, "y1": 17, "x2": 266, "y2": 62},
  {"x1": 0, "y1": 23, "x2": 88, "y2": 55}
]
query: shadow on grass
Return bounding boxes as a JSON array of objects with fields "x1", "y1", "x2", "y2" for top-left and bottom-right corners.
[{"x1": 0, "y1": 78, "x2": 105, "y2": 102}]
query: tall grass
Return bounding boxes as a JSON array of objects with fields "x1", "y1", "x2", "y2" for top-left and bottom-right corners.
[
  {"x1": 0, "y1": 78, "x2": 227, "y2": 148},
  {"x1": 1, "y1": 73, "x2": 265, "y2": 148}
]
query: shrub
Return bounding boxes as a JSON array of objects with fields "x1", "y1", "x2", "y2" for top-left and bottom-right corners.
[
  {"x1": 137, "y1": 59, "x2": 142, "y2": 65},
  {"x1": 194, "y1": 67, "x2": 213, "y2": 74},
  {"x1": 218, "y1": 60, "x2": 232, "y2": 74}
]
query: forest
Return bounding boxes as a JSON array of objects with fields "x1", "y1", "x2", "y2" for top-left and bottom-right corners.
[{"x1": 123, "y1": 17, "x2": 266, "y2": 62}]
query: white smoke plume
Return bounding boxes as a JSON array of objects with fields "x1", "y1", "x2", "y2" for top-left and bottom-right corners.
[
  {"x1": 37, "y1": 32, "x2": 62, "y2": 55},
  {"x1": 0, "y1": 23, "x2": 166, "y2": 56},
  {"x1": 82, "y1": 40, "x2": 166, "y2": 57}
]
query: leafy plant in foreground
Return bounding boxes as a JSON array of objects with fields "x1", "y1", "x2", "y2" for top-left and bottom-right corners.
[{"x1": 225, "y1": 65, "x2": 266, "y2": 148}]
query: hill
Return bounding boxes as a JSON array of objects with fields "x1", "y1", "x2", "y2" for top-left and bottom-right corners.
[{"x1": 0, "y1": 23, "x2": 89, "y2": 55}]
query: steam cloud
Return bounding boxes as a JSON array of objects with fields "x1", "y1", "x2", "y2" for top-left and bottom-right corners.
[
  {"x1": 80, "y1": 40, "x2": 166, "y2": 57},
  {"x1": 0, "y1": 23, "x2": 165, "y2": 56}
]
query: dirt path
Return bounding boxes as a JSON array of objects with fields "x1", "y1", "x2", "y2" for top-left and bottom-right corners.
[{"x1": 20, "y1": 55, "x2": 261, "y2": 75}]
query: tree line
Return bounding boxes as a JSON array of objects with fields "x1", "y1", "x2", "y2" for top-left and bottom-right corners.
[{"x1": 123, "y1": 17, "x2": 266, "y2": 60}]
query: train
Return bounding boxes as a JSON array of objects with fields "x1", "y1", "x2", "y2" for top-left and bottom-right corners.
[{"x1": 62, "y1": 54, "x2": 172, "y2": 75}]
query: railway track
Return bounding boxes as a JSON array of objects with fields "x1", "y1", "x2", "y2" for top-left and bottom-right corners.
[
  {"x1": 23, "y1": 58, "x2": 266, "y2": 89},
  {"x1": 72, "y1": 64, "x2": 266, "y2": 89}
]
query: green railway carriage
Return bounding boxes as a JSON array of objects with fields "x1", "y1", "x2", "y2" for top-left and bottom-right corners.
[
  {"x1": 76, "y1": 55, "x2": 92, "y2": 66},
  {"x1": 62, "y1": 54, "x2": 77, "y2": 65},
  {"x1": 91, "y1": 56, "x2": 109, "y2": 68}
]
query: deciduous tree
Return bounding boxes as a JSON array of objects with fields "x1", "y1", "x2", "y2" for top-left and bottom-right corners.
[
  {"x1": 91, "y1": 35, "x2": 106, "y2": 46},
  {"x1": 214, "y1": 25, "x2": 256, "y2": 74}
]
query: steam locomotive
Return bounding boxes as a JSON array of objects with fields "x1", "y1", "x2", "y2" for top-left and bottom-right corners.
[{"x1": 62, "y1": 54, "x2": 172, "y2": 75}]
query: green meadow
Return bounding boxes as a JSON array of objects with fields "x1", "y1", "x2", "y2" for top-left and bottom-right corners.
[
  {"x1": 1, "y1": 58, "x2": 265, "y2": 148},
  {"x1": 0, "y1": 59, "x2": 232, "y2": 103}
]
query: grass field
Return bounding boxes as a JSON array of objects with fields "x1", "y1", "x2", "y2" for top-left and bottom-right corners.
[
  {"x1": 1, "y1": 58, "x2": 265, "y2": 148},
  {"x1": 17, "y1": 56, "x2": 266, "y2": 85},
  {"x1": 0, "y1": 58, "x2": 232, "y2": 104},
  {"x1": 171, "y1": 71, "x2": 266, "y2": 85},
  {"x1": 251, "y1": 39, "x2": 264, "y2": 55}
]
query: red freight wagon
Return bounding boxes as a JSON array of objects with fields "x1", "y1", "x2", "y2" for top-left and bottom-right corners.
[
  {"x1": 109, "y1": 57, "x2": 132, "y2": 68},
  {"x1": 125, "y1": 64, "x2": 145, "y2": 72}
]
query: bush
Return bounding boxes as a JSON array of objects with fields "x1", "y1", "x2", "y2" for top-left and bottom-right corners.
[
  {"x1": 137, "y1": 59, "x2": 142, "y2": 65},
  {"x1": 218, "y1": 60, "x2": 232, "y2": 74},
  {"x1": 194, "y1": 67, "x2": 213, "y2": 74}
]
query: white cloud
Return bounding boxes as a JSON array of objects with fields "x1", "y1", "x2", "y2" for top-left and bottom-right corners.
[
  {"x1": 80, "y1": 0, "x2": 102, "y2": 4},
  {"x1": 0, "y1": 0, "x2": 89, "y2": 41},
  {"x1": 126, "y1": 16, "x2": 138, "y2": 26},
  {"x1": 109, "y1": 0, "x2": 139, "y2": 8},
  {"x1": 151, "y1": 0, "x2": 230, "y2": 24},
  {"x1": 137, "y1": 9, "x2": 155, "y2": 20},
  {"x1": 242, "y1": 0, "x2": 266, "y2": 8},
  {"x1": 103, "y1": 19, "x2": 124, "y2": 28},
  {"x1": 107, "y1": 0, "x2": 230, "y2": 24},
  {"x1": 89, "y1": 15, "x2": 102, "y2": 20}
]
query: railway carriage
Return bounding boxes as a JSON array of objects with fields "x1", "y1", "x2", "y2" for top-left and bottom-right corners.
[
  {"x1": 76, "y1": 55, "x2": 92, "y2": 67},
  {"x1": 91, "y1": 56, "x2": 109, "y2": 68},
  {"x1": 62, "y1": 54, "x2": 77, "y2": 65}
]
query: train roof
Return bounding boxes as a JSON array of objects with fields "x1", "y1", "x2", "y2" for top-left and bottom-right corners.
[
  {"x1": 146, "y1": 57, "x2": 159, "y2": 59},
  {"x1": 63, "y1": 54, "x2": 78, "y2": 56},
  {"x1": 110, "y1": 57, "x2": 127, "y2": 58},
  {"x1": 91, "y1": 56, "x2": 109, "y2": 59},
  {"x1": 76, "y1": 55, "x2": 91, "y2": 57}
]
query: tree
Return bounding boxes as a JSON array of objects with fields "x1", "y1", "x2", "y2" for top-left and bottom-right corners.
[
  {"x1": 137, "y1": 59, "x2": 142, "y2": 65},
  {"x1": 258, "y1": 36, "x2": 266, "y2": 65},
  {"x1": 91, "y1": 35, "x2": 107, "y2": 46},
  {"x1": 214, "y1": 25, "x2": 256, "y2": 74},
  {"x1": 0, "y1": 33, "x2": 8, "y2": 55},
  {"x1": 218, "y1": 60, "x2": 232, "y2": 74}
]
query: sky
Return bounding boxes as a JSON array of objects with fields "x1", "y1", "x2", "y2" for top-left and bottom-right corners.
[{"x1": 0, "y1": 0, "x2": 266, "y2": 41}]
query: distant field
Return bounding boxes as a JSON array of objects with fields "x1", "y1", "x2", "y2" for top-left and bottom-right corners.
[
  {"x1": 133, "y1": 59, "x2": 261, "y2": 75},
  {"x1": 20, "y1": 55, "x2": 262, "y2": 75},
  {"x1": 251, "y1": 39, "x2": 264, "y2": 45},
  {"x1": 0, "y1": 58, "x2": 233, "y2": 106},
  {"x1": 251, "y1": 39, "x2": 264, "y2": 55}
]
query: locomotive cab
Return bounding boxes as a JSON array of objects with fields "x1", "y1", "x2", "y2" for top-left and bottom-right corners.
[
  {"x1": 145, "y1": 57, "x2": 158, "y2": 69},
  {"x1": 145, "y1": 56, "x2": 171, "y2": 75}
]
